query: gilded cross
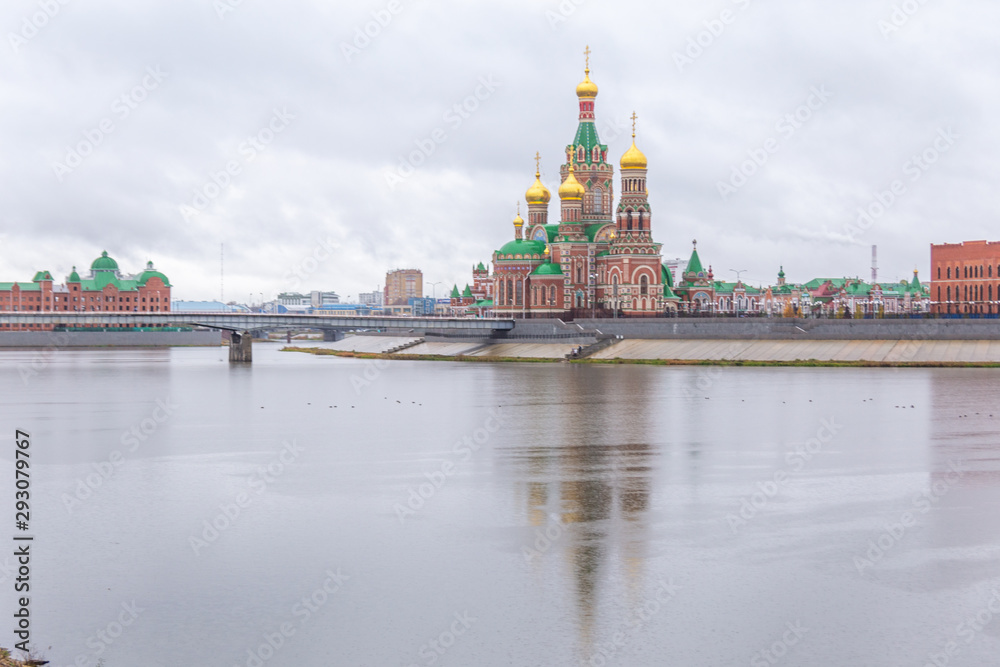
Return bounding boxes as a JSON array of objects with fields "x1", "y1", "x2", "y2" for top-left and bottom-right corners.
[
  {"x1": 534, "y1": 151, "x2": 541, "y2": 174},
  {"x1": 584, "y1": 45, "x2": 591, "y2": 70},
  {"x1": 630, "y1": 111, "x2": 638, "y2": 138}
]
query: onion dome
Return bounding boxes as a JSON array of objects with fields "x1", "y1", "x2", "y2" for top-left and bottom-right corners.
[
  {"x1": 620, "y1": 141, "x2": 647, "y2": 170},
  {"x1": 620, "y1": 112, "x2": 647, "y2": 170},
  {"x1": 91, "y1": 250, "x2": 118, "y2": 271},
  {"x1": 558, "y1": 160, "x2": 586, "y2": 200},
  {"x1": 576, "y1": 70, "x2": 598, "y2": 99},
  {"x1": 525, "y1": 172, "x2": 551, "y2": 205}
]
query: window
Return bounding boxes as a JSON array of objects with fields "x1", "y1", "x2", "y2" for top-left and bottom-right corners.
[
  {"x1": 947, "y1": 286, "x2": 951, "y2": 301},
  {"x1": 592, "y1": 189, "x2": 603, "y2": 214},
  {"x1": 626, "y1": 211, "x2": 632, "y2": 231},
  {"x1": 640, "y1": 275, "x2": 649, "y2": 295},
  {"x1": 637, "y1": 211, "x2": 643, "y2": 231},
  {"x1": 937, "y1": 267, "x2": 941, "y2": 279},
  {"x1": 515, "y1": 280, "x2": 522, "y2": 306},
  {"x1": 947, "y1": 267, "x2": 951, "y2": 279},
  {"x1": 549, "y1": 286, "x2": 556, "y2": 305}
]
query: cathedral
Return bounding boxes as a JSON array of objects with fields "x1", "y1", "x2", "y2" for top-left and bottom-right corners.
[{"x1": 490, "y1": 50, "x2": 686, "y2": 318}]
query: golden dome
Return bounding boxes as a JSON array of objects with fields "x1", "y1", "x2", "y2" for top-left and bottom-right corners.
[
  {"x1": 620, "y1": 140, "x2": 647, "y2": 170},
  {"x1": 576, "y1": 69, "x2": 598, "y2": 99},
  {"x1": 558, "y1": 161, "x2": 586, "y2": 200},
  {"x1": 513, "y1": 212, "x2": 524, "y2": 226},
  {"x1": 525, "y1": 172, "x2": 551, "y2": 205}
]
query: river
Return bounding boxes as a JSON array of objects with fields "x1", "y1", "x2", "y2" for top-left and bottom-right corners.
[{"x1": 2, "y1": 344, "x2": 999, "y2": 666}]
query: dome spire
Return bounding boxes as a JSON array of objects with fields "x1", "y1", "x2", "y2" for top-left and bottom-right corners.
[
  {"x1": 558, "y1": 148, "x2": 585, "y2": 200},
  {"x1": 576, "y1": 45, "x2": 598, "y2": 99},
  {"x1": 525, "y1": 151, "x2": 551, "y2": 206},
  {"x1": 513, "y1": 202, "x2": 524, "y2": 240},
  {"x1": 620, "y1": 111, "x2": 648, "y2": 170}
]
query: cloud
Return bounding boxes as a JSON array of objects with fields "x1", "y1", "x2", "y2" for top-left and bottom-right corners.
[{"x1": 2, "y1": 0, "x2": 999, "y2": 298}]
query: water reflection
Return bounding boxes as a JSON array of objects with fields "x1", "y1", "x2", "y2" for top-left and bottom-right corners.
[{"x1": 505, "y1": 367, "x2": 658, "y2": 656}]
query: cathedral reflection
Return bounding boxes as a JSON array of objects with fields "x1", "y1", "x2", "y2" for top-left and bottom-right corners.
[{"x1": 509, "y1": 365, "x2": 658, "y2": 655}]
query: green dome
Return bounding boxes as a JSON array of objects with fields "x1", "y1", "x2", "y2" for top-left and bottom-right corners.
[
  {"x1": 531, "y1": 262, "x2": 564, "y2": 276},
  {"x1": 67, "y1": 266, "x2": 81, "y2": 282},
  {"x1": 136, "y1": 260, "x2": 171, "y2": 287},
  {"x1": 137, "y1": 270, "x2": 171, "y2": 287},
  {"x1": 91, "y1": 250, "x2": 119, "y2": 271},
  {"x1": 497, "y1": 239, "x2": 546, "y2": 257}
]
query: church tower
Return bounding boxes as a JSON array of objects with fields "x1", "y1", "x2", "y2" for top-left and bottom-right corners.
[
  {"x1": 616, "y1": 112, "x2": 651, "y2": 241},
  {"x1": 525, "y1": 152, "x2": 551, "y2": 227},
  {"x1": 561, "y1": 46, "x2": 614, "y2": 224},
  {"x1": 602, "y1": 113, "x2": 662, "y2": 316}
]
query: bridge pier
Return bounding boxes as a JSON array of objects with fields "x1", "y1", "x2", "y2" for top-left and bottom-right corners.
[
  {"x1": 229, "y1": 330, "x2": 253, "y2": 363},
  {"x1": 323, "y1": 329, "x2": 345, "y2": 342}
]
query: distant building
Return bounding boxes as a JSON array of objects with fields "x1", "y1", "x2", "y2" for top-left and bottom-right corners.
[
  {"x1": 1, "y1": 250, "x2": 171, "y2": 331},
  {"x1": 930, "y1": 240, "x2": 1000, "y2": 314},
  {"x1": 358, "y1": 290, "x2": 383, "y2": 306},
  {"x1": 385, "y1": 269, "x2": 422, "y2": 306},
  {"x1": 172, "y1": 300, "x2": 246, "y2": 312},
  {"x1": 408, "y1": 297, "x2": 437, "y2": 316},
  {"x1": 277, "y1": 292, "x2": 311, "y2": 307},
  {"x1": 310, "y1": 290, "x2": 340, "y2": 307}
]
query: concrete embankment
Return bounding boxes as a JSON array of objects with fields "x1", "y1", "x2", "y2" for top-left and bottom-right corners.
[
  {"x1": 316, "y1": 333, "x2": 1000, "y2": 364},
  {"x1": 587, "y1": 339, "x2": 1000, "y2": 363}
]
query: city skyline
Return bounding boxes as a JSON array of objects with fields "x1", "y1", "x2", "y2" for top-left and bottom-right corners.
[{"x1": 3, "y1": 1, "x2": 998, "y2": 302}]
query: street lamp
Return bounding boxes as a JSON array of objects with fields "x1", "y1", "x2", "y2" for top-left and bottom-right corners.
[{"x1": 428, "y1": 281, "x2": 442, "y2": 300}]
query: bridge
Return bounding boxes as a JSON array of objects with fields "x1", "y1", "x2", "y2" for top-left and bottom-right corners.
[{"x1": 0, "y1": 312, "x2": 515, "y2": 362}]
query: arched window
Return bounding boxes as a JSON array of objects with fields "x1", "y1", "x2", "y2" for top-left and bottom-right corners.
[
  {"x1": 640, "y1": 275, "x2": 649, "y2": 295},
  {"x1": 947, "y1": 286, "x2": 951, "y2": 301},
  {"x1": 626, "y1": 211, "x2": 633, "y2": 230},
  {"x1": 947, "y1": 267, "x2": 951, "y2": 279},
  {"x1": 937, "y1": 267, "x2": 941, "y2": 279},
  {"x1": 937, "y1": 286, "x2": 941, "y2": 302},
  {"x1": 637, "y1": 211, "x2": 643, "y2": 231},
  {"x1": 592, "y1": 188, "x2": 603, "y2": 214},
  {"x1": 549, "y1": 285, "x2": 556, "y2": 305},
  {"x1": 515, "y1": 280, "x2": 522, "y2": 306},
  {"x1": 990, "y1": 266, "x2": 994, "y2": 278},
  {"x1": 507, "y1": 279, "x2": 514, "y2": 306}
]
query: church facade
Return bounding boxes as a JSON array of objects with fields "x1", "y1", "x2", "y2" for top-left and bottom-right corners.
[{"x1": 490, "y1": 53, "x2": 684, "y2": 319}]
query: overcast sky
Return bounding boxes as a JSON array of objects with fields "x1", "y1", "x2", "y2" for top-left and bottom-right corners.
[{"x1": 2, "y1": 0, "x2": 998, "y2": 302}]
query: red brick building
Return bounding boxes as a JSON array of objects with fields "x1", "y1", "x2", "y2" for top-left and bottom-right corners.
[
  {"x1": 0, "y1": 250, "x2": 171, "y2": 330},
  {"x1": 930, "y1": 240, "x2": 1000, "y2": 314}
]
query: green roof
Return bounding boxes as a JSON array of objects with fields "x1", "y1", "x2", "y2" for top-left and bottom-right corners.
[
  {"x1": 686, "y1": 247, "x2": 703, "y2": 275},
  {"x1": 804, "y1": 278, "x2": 847, "y2": 290},
  {"x1": 662, "y1": 264, "x2": 674, "y2": 288},
  {"x1": 462, "y1": 284, "x2": 473, "y2": 297},
  {"x1": 91, "y1": 251, "x2": 118, "y2": 271},
  {"x1": 137, "y1": 269, "x2": 171, "y2": 287},
  {"x1": 68, "y1": 266, "x2": 81, "y2": 282},
  {"x1": 662, "y1": 266, "x2": 679, "y2": 300},
  {"x1": 472, "y1": 299, "x2": 493, "y2": 308},
  {"x1": 476, "y1": 262, "x2": 486, "y2": 271},
  {"x1": 531, "y1": 262, "x2": 564, "y2": 276},
  {"x1": 585, "y1": 223, "x2": 614, "y2": 243},
  {"x1": 32, "y1": 271, "x2": 53, "y2": 282},
  {"x1": 843, "y1": 281, "x2": 872, "y2": 296},
  {"x1": 497, "y1": 239, "x2": 547, "y2": 257},
  {"x1": 570, "y1": 122, "x2": 606, "y2": 164},
  {"x1": 450, "y1": 285, "x2": 460, "y2": 298},
  {"x1": 0, "y1": 282, "x2": 41, "y2": 291}
]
